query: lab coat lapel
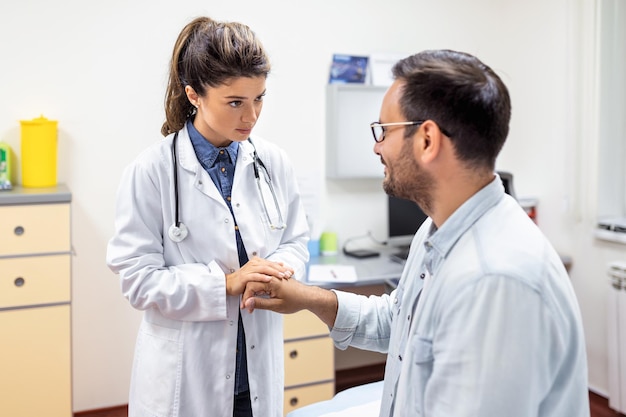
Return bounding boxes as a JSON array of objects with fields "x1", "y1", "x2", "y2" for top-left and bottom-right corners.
[{"x1": 175, "y1": 127, "x2": 225, "y2": 203}]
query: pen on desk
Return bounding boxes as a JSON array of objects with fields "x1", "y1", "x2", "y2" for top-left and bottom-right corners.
[{"x1": 330, "y1": 269, "x2": 337, "y2": 279}]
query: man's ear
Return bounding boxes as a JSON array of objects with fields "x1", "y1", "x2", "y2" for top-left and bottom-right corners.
[
  {"x1": 185, "y1": 85, "x2": 199, "y2": 107},
  {"x1": 417, "y1": 120, "x2": 443, "y2": 164}
]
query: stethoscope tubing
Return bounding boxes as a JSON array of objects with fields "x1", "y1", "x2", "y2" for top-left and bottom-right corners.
[{"x1": 168, "y1": 131, "x2": 285, "y2": 243}]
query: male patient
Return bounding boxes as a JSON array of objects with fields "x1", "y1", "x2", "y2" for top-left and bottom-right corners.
[{"x1": 243, "y1": 49, "x2": 590, "y2": 417}]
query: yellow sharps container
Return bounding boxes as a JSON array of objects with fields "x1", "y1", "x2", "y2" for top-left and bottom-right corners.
[{"x1": 20, "y1": 115, "x2": 58, "y2": 187}]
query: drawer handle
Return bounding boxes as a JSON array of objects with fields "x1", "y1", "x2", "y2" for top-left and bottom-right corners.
[
  {"x1": 14, "y1": 225, "x2": 25, "y2": 236},
  {"x1": 14, "y1": 277, "x2": 25, "y2": 287},
  {"x1": 289, "y1": 397, "x2": 298, "y2": 407},
  {"x1": 289, "y1": 350, "x2": 298, "y2": 359}
]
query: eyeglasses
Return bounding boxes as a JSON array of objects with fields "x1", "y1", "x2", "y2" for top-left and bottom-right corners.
[{"x1": 370, "y1": 121, "x2": 425, "y2": 143}]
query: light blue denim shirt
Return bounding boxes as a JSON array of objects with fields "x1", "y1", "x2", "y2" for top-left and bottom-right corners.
[{"x1": 330, "y1": 175, "x2": 589, "y2": 417}]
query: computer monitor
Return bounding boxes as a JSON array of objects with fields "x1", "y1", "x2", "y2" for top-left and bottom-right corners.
[
  {"x1": 387, "y1": 195, "x2": 428, "y2": 248},
  {"x1": 498, "y1": 171, "x2": 516, "y2": 200}
]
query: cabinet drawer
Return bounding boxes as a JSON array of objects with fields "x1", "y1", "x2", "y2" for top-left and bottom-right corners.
[
  {"x1": 0, "y1": 203, "x2": 70, "y2": 256},
  {"x1": 0, "y1": 255, "x2": 70, "y2": 308},
  {"x1": 0, "y1": 304, "x2": 71, "y2": 417},
  {"x1": 284, "y1": 309, "x2": 330, "y2": 340},
  {"x1": 285, "y1": 337, "x2": 334, "y2": 387},
  {"x1": 284, "y1": 382, "x2": 334, "y2": 415}
]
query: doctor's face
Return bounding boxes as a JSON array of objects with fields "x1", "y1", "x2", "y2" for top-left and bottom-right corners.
[{"x1": 190, "y1": 76, "x2": 266, "y2": 147}]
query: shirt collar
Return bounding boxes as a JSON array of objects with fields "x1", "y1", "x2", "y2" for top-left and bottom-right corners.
[
  {"x1": 186, "y1": 119, "x2": 239, "y2": 168},
  {"x1": 423, "y1": 174, "x2": 506, "y2": 272}
]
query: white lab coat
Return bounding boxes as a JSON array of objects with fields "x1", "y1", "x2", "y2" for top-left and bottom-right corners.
[{"x1": 106, "y1": 126, "x2": 309, "y2": 417}]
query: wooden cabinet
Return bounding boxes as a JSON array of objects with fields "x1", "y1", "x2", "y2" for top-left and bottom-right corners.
[
  {"x1": 0, "y1": 185, "x2": 72, "y2": 417},
  {"x1": 283, "y1": 310, "x2": 334, "y2": 416}
]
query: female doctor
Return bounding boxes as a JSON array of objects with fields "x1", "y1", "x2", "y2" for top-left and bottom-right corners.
[{"x1": 106, "y1": 16, "x2": 309, "y2": 417}]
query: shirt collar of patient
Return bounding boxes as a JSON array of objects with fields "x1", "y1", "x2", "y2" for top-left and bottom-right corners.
[{"x1": 427, "y1": 175, "x2": 503, "y2": 268}]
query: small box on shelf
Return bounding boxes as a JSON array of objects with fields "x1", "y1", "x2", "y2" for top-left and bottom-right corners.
[{"x1": 329, "y1": 54, "x2": 369, "y2": 84}]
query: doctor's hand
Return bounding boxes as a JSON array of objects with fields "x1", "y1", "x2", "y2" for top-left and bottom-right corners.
[
  {"x1": 241, "y1": 278, "x2": 339, "y2": 328},
  {"x1": 225, "y1": 256, "x2": 293, "y2": 297}
]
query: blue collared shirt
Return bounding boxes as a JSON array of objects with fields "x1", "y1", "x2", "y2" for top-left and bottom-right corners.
[
  {"x1": 187, "y1": 120, "x2": 250, "y2": 395},
  {"x1": 330, "y1": 175, "x2": 589, "y2": 417}
]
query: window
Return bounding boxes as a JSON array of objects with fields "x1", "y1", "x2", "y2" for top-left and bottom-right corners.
[{"x1": 595, "y1": 0, "x2": 626, "y2": 244}]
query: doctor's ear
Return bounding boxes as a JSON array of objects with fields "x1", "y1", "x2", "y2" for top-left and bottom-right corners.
[{"x1": 185, "y1": 86, "x2": 200, "y2": 108}]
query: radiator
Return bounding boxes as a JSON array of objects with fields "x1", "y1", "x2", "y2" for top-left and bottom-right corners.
[{"x1": 608, "y1": 261, "x2": 626, "y2": 413}]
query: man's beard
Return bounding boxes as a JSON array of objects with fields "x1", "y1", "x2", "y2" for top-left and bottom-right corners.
[{"x1": 382, "y1": 140, "x2": 434, "y2": 214}]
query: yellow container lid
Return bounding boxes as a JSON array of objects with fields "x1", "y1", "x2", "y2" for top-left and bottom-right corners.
[{"x1": 20, "y1": 114, "x2": 58, "y2": 126}]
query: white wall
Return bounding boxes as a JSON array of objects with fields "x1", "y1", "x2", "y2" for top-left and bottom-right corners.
[{"x1": 0, "y1": 0, "x2": 618, "y2": 411}]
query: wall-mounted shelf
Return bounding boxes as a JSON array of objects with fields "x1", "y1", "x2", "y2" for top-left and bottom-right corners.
[{"x1": 325, "y1": 84, "x2": 387, "y2": 179}]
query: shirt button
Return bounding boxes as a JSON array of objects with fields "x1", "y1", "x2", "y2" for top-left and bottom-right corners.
[
  {"x1": 407, "y1": 315, "x2": 411, "y2": 321},
  {"x1": 420, "y1": 273, "x2": 425, "y2": 279},
  {"x1": 252, "y1": 251, "x2": 257, "y2": 256},
  {"x1": 254, "y1": 396, "x2": 258, "y2": 401},
  {"x1": 394, "y1": 298, "x2": 398, "y2": 304},
  {"x1": 221, "y1": 167, "x2": 226, "y2": 173},
  {"x1": 226, "y1": 375, "x2": 231, "y2": 379},
  {"x1": 224, "y1": 218, "x2": 229, "y2": 223},
  {"x1": 229, "y1": 320, "x2": 234, "y2": 326},
  {"x1": 251, "y1": 345, "x2": 255, "y2": 350},
  {"x1": 230, "y1": 269, "x2": 235, "y2": 273}
]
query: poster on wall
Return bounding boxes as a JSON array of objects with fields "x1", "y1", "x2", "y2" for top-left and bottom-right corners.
[{"x1": 329, "y1": 54, "x2": 369, "y2": 84}]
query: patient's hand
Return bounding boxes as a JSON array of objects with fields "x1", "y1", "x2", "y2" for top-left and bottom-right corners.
[
  {"x1": 242, "y1": 277, "x2": 339, "y2": 328},
  {"x1": 241, "y1": 277, "x2": 305, "y2": 314}
]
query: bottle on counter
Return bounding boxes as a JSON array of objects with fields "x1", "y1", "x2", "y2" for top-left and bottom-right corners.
[{"x1": 0, "y1": 141, "x2": 12, "y2": 190}]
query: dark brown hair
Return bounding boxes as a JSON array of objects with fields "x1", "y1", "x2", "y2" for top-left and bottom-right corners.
[
  {"x1": 393, "y1": 49, "x2": 511, "y2": 170},
  {"x1": 161, "y1": 16, "x2": 271, "y2": 136}
]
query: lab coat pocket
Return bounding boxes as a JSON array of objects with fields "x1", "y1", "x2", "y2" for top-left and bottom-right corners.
[
  {"x1": 132, "y1": 320, "x2": 182, "y2": 417},
  {"x1": 258, "y1": 210, "x2": 284, "y2": 251}
]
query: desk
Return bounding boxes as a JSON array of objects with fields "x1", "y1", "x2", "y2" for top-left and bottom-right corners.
[{"x1": 307, "y1": 248, "x2": 405, "y2": 289}]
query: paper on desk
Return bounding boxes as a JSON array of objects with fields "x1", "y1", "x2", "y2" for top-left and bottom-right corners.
[
  {"x1": 308, "y1": 265, "x2": 357, "y2": 283},
  {"x1": 319, "y1": 400, "x2": 381, "y2": 417}
]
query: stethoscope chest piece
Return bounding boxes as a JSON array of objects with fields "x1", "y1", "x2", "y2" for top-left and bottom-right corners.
[{"x1": 168, "y1": 222, "x2": 188, "y2": 243}]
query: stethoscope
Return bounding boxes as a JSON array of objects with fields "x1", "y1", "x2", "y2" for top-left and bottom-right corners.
[{"x1": 167, "y1": 131, "x2": 285, "y2": 243}]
